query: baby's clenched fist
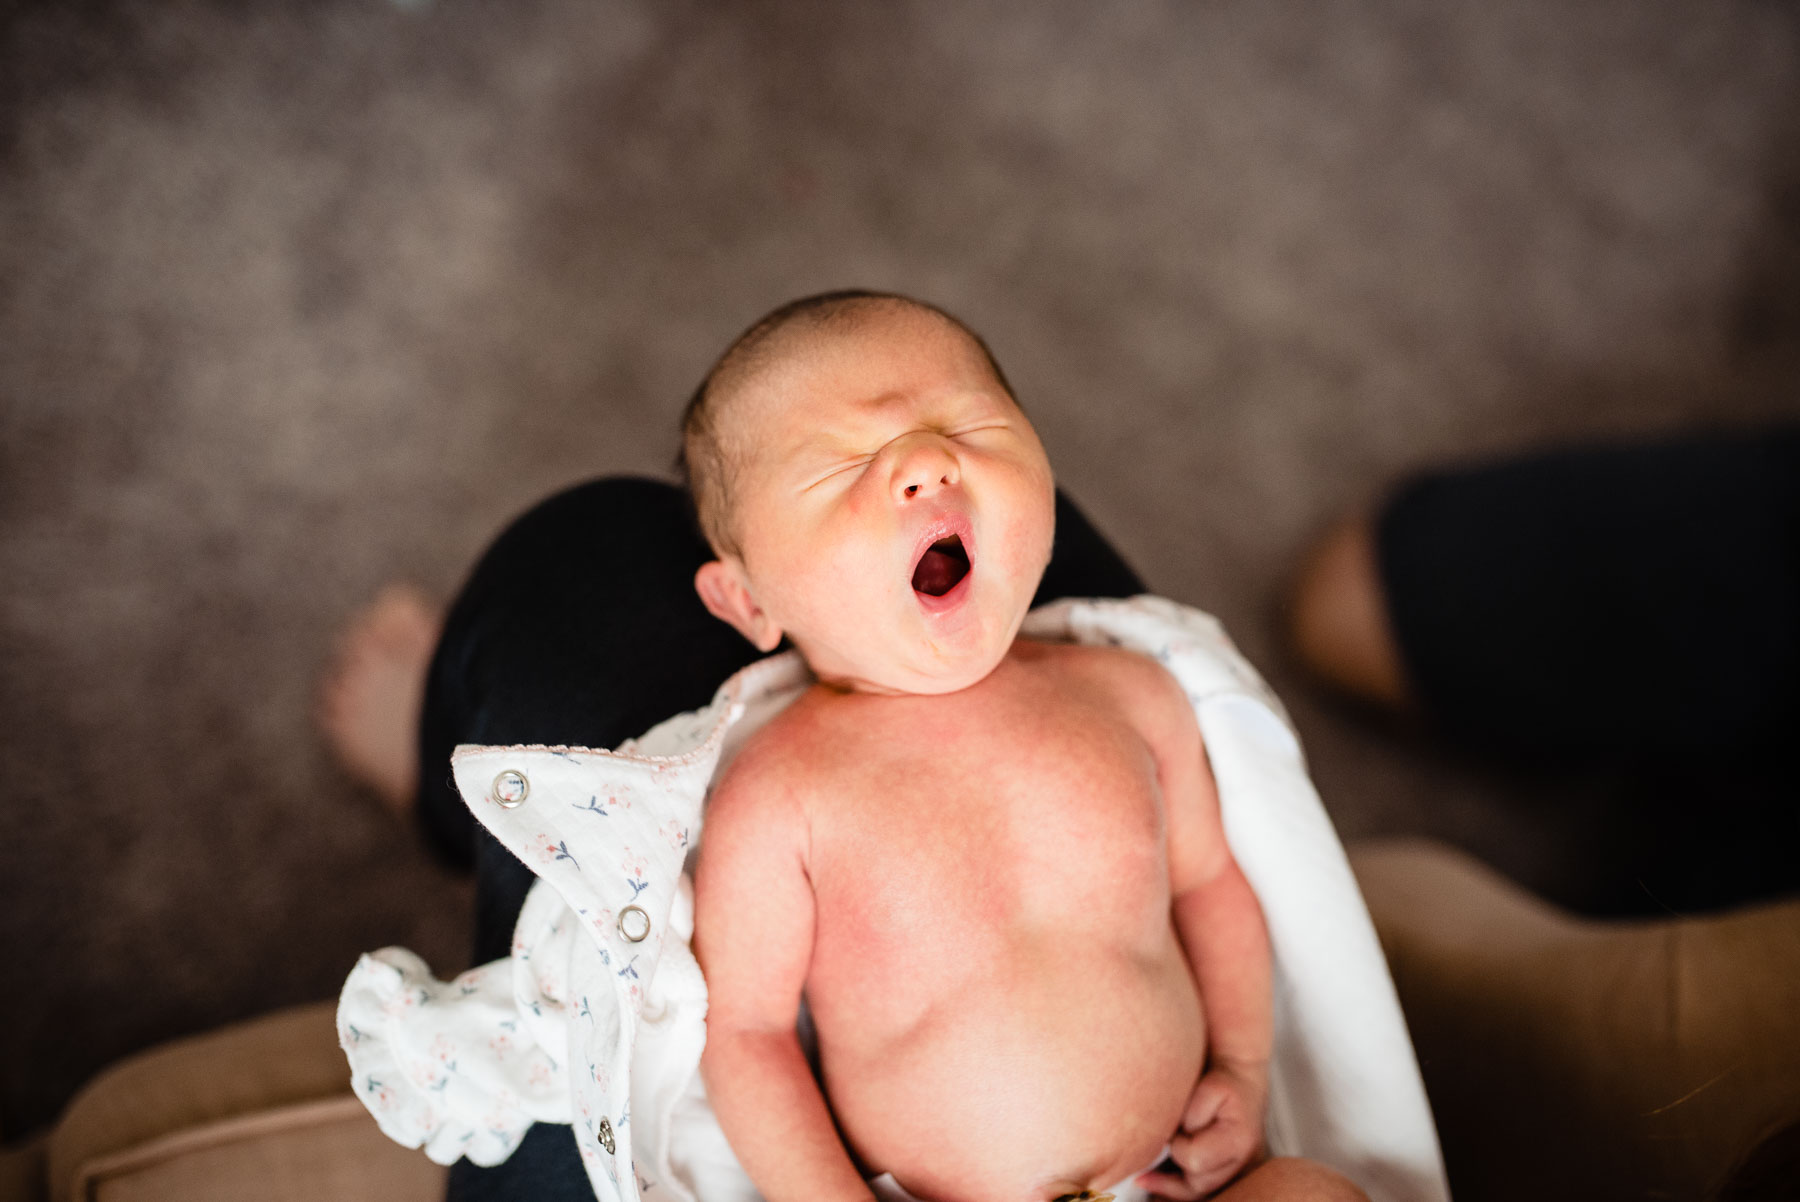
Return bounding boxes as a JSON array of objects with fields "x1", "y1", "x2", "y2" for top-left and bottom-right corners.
[{"x1": 1136, "y1": 1064, "x2": 1267, "y2": 1201}]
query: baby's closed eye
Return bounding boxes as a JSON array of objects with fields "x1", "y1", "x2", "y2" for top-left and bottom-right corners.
[{"x1": 803, "y1": 457, "x2": 876, "y2": 490}]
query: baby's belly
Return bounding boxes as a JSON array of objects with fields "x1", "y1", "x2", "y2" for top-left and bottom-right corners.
[{"x1": 815, "y1": 936, "x2": 1205, "y2": 1202}]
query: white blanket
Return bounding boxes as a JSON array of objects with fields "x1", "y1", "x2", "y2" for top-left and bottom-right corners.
[{"x1": 339, "y1": 596, "x2": 1449, "y2": 1202}]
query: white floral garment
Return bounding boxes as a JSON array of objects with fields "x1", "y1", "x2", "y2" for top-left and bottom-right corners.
[{"x1": 338, "y1": 596, "x2": 1450, "y2": 1202}]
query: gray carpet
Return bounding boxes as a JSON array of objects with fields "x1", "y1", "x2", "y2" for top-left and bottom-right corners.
[{"x1": 5, "y1": 0, "x2": 1800, "y2": 1143}]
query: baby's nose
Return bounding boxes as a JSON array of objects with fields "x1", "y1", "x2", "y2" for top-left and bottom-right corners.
[{"x1": 891, "y1": 437, "x2": 960, "y2": 502}]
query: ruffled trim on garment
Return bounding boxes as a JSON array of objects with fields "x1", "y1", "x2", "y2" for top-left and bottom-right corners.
[{"x1": 338, "y1": 947, "x2": 568, "y2": 1166}]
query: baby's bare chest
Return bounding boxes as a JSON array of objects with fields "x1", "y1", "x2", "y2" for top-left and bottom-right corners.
[{"x1": 802, "y1": 684, "x2": 1172, "y2": 958}]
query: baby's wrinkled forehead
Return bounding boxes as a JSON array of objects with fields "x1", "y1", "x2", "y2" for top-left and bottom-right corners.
[{"x1": 709, "y1": 302, "x2": 997, "y2": 447}]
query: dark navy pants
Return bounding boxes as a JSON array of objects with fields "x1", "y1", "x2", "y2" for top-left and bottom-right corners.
[{"x1": 1377, "y1": 425, "x2": 1800, "y2": 913}]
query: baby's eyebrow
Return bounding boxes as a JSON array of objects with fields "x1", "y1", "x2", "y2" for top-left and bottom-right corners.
[
  {"x1": 854, "y1": 388, "x2": 909, "y2": 412},
  {"x1": 785, "y1": 387, "x2": 1000, "y2": 467},
  {"x1": 784, "y1": 429, "x2": 870, "y2": 482},
  {"x1": 795, "y1": 406, "x2": 889, "y2": 452},
  {"x1": 790, "y1": 423, "x2": 860, "y2": 455}
]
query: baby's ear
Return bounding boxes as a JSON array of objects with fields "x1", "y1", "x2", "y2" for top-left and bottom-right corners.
[{"x1": 694, "y1": 559, "x2": 784, "y2": 652}]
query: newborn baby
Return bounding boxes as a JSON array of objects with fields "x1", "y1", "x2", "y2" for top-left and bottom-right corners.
[{"x1": 689, "y1": 293, "x2": 1348, "y2": 1202}]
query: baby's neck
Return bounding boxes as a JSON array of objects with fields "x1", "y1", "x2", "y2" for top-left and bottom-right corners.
[{"x1": 804, "y1": 636, "x2": 1041, "y2": 698}]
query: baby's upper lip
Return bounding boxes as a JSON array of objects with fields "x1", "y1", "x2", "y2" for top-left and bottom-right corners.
[{"x1": 906, "y1": 509, "x2": 975, "y2": 578}]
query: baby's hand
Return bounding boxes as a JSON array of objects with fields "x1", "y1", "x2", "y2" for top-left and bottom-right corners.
[{"x1": 1136, "y1": 1064, "x2": 1267, "y2": 1201}]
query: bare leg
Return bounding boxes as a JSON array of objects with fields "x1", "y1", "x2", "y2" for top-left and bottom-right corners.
[
  {"x1": 1287, "y1": 512, "x2": 1415, "y2": 714},
  {"x1": 317, "y1": 583, "x2": 441, "y2": 814}
]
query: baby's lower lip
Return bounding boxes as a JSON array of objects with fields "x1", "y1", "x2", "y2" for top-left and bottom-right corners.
[{"x1": 913, "y1": 565, "x2": 973, "y2": 614}]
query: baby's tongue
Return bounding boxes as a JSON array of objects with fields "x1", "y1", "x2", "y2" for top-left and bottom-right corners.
[{"x1": 912, "y1": 547, "x2": 962, "y2": 597}]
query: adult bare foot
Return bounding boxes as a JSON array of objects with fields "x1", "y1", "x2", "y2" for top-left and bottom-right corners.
[{"x1": 319, "y1": 583, "x2": 442, "y2": 817}]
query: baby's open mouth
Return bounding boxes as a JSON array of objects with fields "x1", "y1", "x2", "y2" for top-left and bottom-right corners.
[{"x1": 911, "y1": 534, "x2": 971, "y2": 597}]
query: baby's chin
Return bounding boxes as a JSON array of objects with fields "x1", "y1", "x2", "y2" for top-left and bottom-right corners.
[{"x1": 795, "y1": 579, "x2": 1034, "y2": 695}]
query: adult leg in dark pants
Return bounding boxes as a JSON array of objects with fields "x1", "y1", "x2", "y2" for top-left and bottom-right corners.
[
  {"x1": 414, "y1": 476, "x2": 1145, "y2": 1201},
  {"x1": 1289, "y1": 424, "x2": 1800, "y2": 913}
]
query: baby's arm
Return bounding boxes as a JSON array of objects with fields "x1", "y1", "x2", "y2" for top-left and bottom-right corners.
[
  {"x1": 1138, "y1": 662, "x2": 1273, "y2": 1199},
  {"x1": 692, "y1": 754, "x2": 875, "y2": 1202}
]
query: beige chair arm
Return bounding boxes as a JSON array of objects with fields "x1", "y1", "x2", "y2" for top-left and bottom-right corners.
[
  {"x1": 44, "y1": 1001, "x2": 443, "y2": 1202},
  {"x1": 1350, "y1": 838, "x2": 1800, "y2": 1202}
]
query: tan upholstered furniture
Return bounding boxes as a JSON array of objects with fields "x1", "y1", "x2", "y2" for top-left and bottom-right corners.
[
  {"x1": 11, "y1": 1003, "x2": 443, "y2": 1202},
  {"x1": 3, "y1": 839, "x2": 1794, "y2": 1201},
  {"x1": 1354, "y1": 839, "x2": 1800, "y2": 1202}
]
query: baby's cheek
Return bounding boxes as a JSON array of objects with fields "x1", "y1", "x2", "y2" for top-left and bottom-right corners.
[
  {"x1": 794, "y1": 547, "x2": 894, "y2": 636},
  {"x1": 997, "y1": 500, "x2": 1055, "y2": 585}
]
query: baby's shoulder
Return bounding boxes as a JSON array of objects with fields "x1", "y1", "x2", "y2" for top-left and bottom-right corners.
[
  {"x1": 1024, "y1": 637, "x2": 1187, "y2": 700},
  {"x1": 707, "y1": 686, "x2": 843, "y2": 811},
  {"x1": 1021, "y1": 639, "x2": 1196, "y2": 739}
]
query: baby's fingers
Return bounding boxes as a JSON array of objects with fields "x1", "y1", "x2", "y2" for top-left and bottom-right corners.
[
  {"x1": 1179, "y1": 1077, "x2": 1229, "y2": 1134},
  {"x1": 1134, "y1": 1169, "x2": 1204, "y2": 1202},
  {"x1": 1168, "y1": 1127, "x2": 1252, "y2": 1198}
]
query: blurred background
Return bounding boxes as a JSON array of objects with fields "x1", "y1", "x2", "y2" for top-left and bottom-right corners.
[{"x1": 4, "y1": 0, "x2": 1800, "y2": 1150}]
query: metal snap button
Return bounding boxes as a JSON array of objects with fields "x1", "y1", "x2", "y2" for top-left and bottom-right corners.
[
  {"x1": 492, "y1": 769, "x2": 529, "y2": 808},
  {"x1": 617, "y1": 905, "x2": 651, "y2": 943},
  {"x1": 597, "y1": 1116, "x2": 615, "y2": 1154}
]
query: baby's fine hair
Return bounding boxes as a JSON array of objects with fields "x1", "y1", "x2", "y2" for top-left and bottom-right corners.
[{"x1": 677, "y1": 289, "x2": 1015, "y2": 558}]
